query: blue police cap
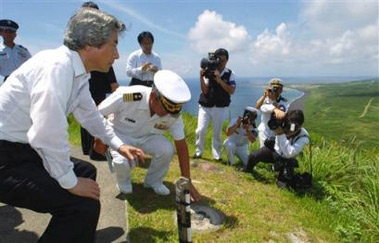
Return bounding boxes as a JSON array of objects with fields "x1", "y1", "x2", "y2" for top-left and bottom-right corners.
[{"x1": 0, "y1": 19, "x2": 18, "y2": 32}]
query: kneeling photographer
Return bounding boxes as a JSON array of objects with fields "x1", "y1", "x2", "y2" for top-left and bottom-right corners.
[
  {"x1": 244, "y1": 110, "x2": 310, "y2": 188},
  {"x1": 223, "y1": 107, "x2": 258, "y2": 166}
]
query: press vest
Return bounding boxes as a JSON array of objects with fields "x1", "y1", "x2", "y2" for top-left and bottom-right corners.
[{"x1": 198, "y1": 69, "x2": 232, "y2": 107}]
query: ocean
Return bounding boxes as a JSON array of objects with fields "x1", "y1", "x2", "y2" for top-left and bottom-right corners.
[{"x1": 118, "y1": 77, "x2": 304, "y2": 119}]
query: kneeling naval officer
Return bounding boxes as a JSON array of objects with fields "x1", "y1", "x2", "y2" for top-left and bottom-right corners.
[{"x1": 97, "y1": 70, "x2": 202, "y2": 201}]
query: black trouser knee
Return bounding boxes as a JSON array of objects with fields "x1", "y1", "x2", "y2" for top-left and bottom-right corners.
[
  {"x1": 39, "y1": 197, "x2": 100, "y2": 243},
  {"x1": 245, "y1": 146, "x2": 275, "y2": 172}
]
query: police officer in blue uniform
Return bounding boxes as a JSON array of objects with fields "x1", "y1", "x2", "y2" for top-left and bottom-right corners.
[{"x1": 0, "y1": 19, "x2": 31, "y2": 82}]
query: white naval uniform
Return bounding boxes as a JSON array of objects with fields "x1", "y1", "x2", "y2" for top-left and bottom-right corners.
[
  {"x1": 257, "y1": 96, "x2": 289, "y2": 148},
  {"x1": 0, "y1": 43, "x2": 31, "y2": 78},
  {"x1": 195, "y1": 68, "x2": 236, "y2": 160},
  {"x1": 98, "y1": 85, "x2": 185, "y2": 187},
  {"x1": 126, "y1": 49, "x2": 162, "y2": 81},
  {"x1": 0, "y1": 45, "x2": 123, "y2": 189},
  {"x1": 223, "y1": 117, "x2": 258, "y2": 165}
]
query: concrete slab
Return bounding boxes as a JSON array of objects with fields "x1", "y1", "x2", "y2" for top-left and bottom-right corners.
[{"x1": 0, "y1": 146, "x2": 127, "y2": 243}]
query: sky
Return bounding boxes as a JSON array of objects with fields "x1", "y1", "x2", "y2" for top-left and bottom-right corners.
[{"x1": 1, "y1": 0, "x2": 378, "y2": 80}]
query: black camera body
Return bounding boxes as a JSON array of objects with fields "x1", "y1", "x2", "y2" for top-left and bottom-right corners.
[
  {"x1": 268, "y1": 112, "x2": 299, "y2": 133},
  {"x1": 200, "y1": 52, "x2": 220, "y2": 79},
  {"x1": 267, "y1": 112, "x2": 285, "y2": 130},
  {"x1": 268, "y1": 86, "x2": 280, "y2": 96},
  {"x1": 242, "y1": 108, "x2": 257, "y2": 125}
]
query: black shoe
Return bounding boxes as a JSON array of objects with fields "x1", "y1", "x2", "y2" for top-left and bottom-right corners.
[
  {"x1": 193, "y1": 153, "x2": 202, "y2": 159},
  {"x1": 90, "y1": 152, "x2": 107, "y2": 161}
]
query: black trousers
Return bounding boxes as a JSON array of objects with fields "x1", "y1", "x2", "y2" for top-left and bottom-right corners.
[
  {"x1": 80, "y1": 127, "x2": 106, "y2": 160},
  {"x1": 0, "y1": 140, "x2": 100, "y2": 243},
  {"x1": 245, "y1": 146, "x2": 295, "y2": 183}
]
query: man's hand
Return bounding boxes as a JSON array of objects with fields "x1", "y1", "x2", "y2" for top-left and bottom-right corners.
[
  {"x1": 148, "y1": 65, "x2": 158, "y2": 73},
  {"x1": 141, "y1": 63, "x2": 152, "y2": 72},
  {"x1": 200, "y1": 69, "x2": 205, "y2": 77},
  {"x1": 274, "y1": 108, "x2": 285, "y2": 119},
  {"x1": 275, "y1": 127, "x2": 284, "y2": 135},
  {"x1": 236, "y1": 116, "x2": 242, "y2": 127},
  {"x1": 118, "y1": 144, "x2": 146, "y2": 164},
  {"x1": 189, "y1": 182, "x2": 202, "y2": 202},
  {"x1": 68, "y1": 177, "x2": 100, "y2": 200},
  {"x1": 213, "y1": 69, "x2": 221, "y2": 83}
]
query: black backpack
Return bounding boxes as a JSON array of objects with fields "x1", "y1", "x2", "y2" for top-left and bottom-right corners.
[{"x1": 287, "y1": 135, "x2": 313, "y2": 191}]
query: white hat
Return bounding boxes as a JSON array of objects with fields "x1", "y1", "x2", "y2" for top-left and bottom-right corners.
[{"x1": 154, "y1": 70, "x2": 191, "y2": 114}]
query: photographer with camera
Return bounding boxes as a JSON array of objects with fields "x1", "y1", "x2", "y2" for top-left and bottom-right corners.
[
  {"x1": 244, "y1": 110, "x2": 309, "y2": 188},
  {"x1": 223, "y1": 107, "x2": 258, "y2": 166},
  {"x1": 194, "y1": 48, "x2": 236, "y2": 161},
  {"x1": 255, "y1": 78, "x2": 288, "y2": 148}
]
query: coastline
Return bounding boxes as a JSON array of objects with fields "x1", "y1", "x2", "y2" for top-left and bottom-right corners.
[{"x1": 287, "y1": 86, "x2": 310, "y2": 111}]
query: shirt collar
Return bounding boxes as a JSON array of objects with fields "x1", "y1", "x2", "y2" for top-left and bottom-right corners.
[{"x1": 60, "y1": 45, "x2": 88, "y2": 79}]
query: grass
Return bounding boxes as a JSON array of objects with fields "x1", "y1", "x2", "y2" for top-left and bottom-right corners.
[
  {"x1": 302, "y1": 79, "x2": 379, "y2": 150},
  {"x1": 68, "y1": 80, "x2": 379, "y2": 242}
]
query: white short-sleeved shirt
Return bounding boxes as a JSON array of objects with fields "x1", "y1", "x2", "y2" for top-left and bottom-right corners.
[
  {"x1": 0, "y1": 45, "x2": 123, "y2": 189},
  {"x1": 125, "y1": 49, "x2": 162, "y2": 81},
  {"x1": 0, "y1": 43, "x2": 31, "y2": 77},
  {"x1": 98, "y1": 86, "x2": 185, "y2": 141},
  {"x1": 258, "y1": 96, "x2": 289, "y2": 137}
]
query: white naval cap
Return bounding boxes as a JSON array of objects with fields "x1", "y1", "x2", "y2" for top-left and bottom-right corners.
[
  {"x1": 268, "y1": 78, "x2": 283, "y2": 88},
  {"x1": 154, "y1": 70, "x2": 191, "y2": 114}
]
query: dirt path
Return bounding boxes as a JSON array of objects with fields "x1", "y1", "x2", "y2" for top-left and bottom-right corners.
[{"x1": 359, "y1": 98, "x2": 374, "y2": 118}]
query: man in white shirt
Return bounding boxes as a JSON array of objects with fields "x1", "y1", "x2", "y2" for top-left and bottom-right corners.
[
  {"x1": 96, "y1": 70, "x2": 201, "y2": 201},
  {"x1": 244, "y1": 110, "x2": 309, "y2": 188},
  {"x1": 126, "y1": 31, "x2": 161, "y2": 87},
  {"x1": 0, "y1": 19, "x2": 31, "y2": 82},
  {"x1": 223, "y1": 107, "x2": 258, "y2": 166},
  {"x1": 255, "y1": 78, "x2": 288, "y2": 147},
  {"x1": 0, "y1": 8, "x2": 144, "y2": 243}
]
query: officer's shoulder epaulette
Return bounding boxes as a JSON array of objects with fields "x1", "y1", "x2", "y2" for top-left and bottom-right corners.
[
  {"x1": 123, "y1": 92, "x2": 143, "y2": 102},
  {"x1": 17, "y1": 45, "x2": 28, "y2": 51}
]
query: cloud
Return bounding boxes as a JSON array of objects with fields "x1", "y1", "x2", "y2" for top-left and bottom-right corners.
[
  {"x1": 301, "y1": 0, "x2": 378, "y2": 37},
  {"x1": 188, "y1": 10, "x2": 249, "y2": 53},
  {"x1": 249, "y1": 23, "x2": 291, "y2": 64},
  {"x1": 244, "y1": 0, "x2": 378, "y2": 76}
]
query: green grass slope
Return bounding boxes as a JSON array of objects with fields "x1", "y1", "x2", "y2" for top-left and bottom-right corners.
[
  {"x1": 303, "y1": 79, "x2": 379, "y2": 149},
  {"x1": 67, "y1": 80, "x2": 378, "y2": 242}
]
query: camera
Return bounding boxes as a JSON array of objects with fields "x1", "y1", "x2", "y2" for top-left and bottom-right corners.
[
  {"x1": 267, "y1": 112, "x2": 285, "y2": 130},
  {"x1": 268, "y1": 112, "x2": 298, "y2": 133},
  {"x1": 241, "y1": 107, "x2": 258, "y2": 126},
  {"x1": 200, "y1": 52, "x2": 220, "y2": 79},
  {"x1": 268, "y1": 86, "x2": 280, "y2": 96}
]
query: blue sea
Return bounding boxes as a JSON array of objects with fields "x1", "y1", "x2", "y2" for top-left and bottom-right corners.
[{"x1": 119, "y1": 77, "x2": 305, "y2": 119}]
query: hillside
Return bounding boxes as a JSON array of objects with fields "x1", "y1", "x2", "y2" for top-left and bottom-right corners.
[{"x1": 67, "y1": 79, "x2": 378, "y2": 242}]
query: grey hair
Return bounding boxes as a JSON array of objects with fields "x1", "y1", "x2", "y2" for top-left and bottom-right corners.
[{"x1": 64, "y1": 8, "x2": 126, "y2": 51}]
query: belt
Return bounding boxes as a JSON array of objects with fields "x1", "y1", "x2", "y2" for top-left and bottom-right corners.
[{"x1": 0, "y1": 140, "x2": 30, "y2": 149}]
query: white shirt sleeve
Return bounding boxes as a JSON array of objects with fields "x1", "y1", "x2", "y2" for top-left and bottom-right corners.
[
  {"x1": 126, "y1": 52, "x2": 143, "y2": 79},
  {"x1": 276, "y1": 134, "x2": 309, "y2": 158},
  {"x1": 27, "y1": 64, "x2": 77, "y2": 189},
  {"x1": 72, "y1": 86, "x2": 123, "y2": 152},
  {"x1": 170, "y1": 115, "x2": 185, "y2": 140}
]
